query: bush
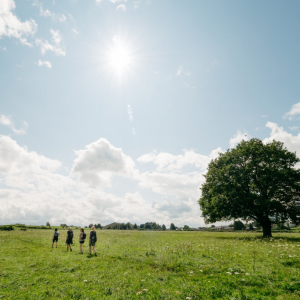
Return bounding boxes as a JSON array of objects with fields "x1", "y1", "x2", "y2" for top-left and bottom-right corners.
[
  {"x1": 26, "y1": 225, "x2": 50, "y2": 229},
  {"x1": 234, "y1": 220, "x2": 245, "y2": 231},
  {"x1": 0, "y1": 225, "x2": 14, "y2": 231}
]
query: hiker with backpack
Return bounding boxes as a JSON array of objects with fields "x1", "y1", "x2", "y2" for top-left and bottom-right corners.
[
  {"x1": 66, "y1": 227, "x2": 74, "y2": 252},
  {"x1": 52, "y1": 228, "x2": 60, "y2": 248},
  {"x1": 79, "y1": 228, "x2": 86, "y2": 254},
  {"x1": 89, "y1": 226, "x2": 97, "y2": 256}
]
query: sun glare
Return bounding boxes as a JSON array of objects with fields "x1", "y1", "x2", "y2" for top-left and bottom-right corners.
[{"x1": 109, "y1": 44, "x2": 131, "y2": 72}]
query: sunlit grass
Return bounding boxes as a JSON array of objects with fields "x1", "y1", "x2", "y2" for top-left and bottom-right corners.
[{"x1": 0, "y1": 230, "x2": 300, "y2": 299}]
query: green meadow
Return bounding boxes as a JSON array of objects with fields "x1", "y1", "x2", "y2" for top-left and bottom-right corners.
[{"x1": 1, "y1": 230, "x2": 300, "y2": 299}]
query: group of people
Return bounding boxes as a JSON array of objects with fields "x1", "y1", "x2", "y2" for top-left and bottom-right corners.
[{"x1": 52, "y1": 226, "x2": 97, "y2": 256}]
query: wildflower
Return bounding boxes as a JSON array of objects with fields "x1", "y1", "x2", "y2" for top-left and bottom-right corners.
[
  {"x1": 186, "y1": 297, "x2": 192, "y2": 299},
  {"x1": 234, "y1": 272, "x2": 239, "y2": 275},
  {"x1": 199, "y1": 270, "x2": 203, "y2": 272},
  {"x1": 136, "y1": 291, "x2": 142, "y2": 295},
  {"x1": 245, "y1": 273, "x2": 250, "y2": 276},
  {"x1": 241, "y1": 279, "x2": 245, "y2": 281},
  {"x1": 124, "y1": 272, "x2": 128, "y2": 275},
  {"x1": 190, "y1": 271, "x2": 193, "y2": 274},
  {"x1": 143, "y1": 289, "x2": 148, "y2": 291},
  {"x1": 141, "y1": 279, "x2": 145, "y2": 282},
  {"x1": 226, "y1": 272, "x2": 231, "y2": 274},
  {"x1": 83, "y1": 280, "x2": 88, "y2": 282}
]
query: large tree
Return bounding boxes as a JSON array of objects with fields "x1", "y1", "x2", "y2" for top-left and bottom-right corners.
[{"x1": 199, "y1": 138, "x2": 300, "y2": 237}]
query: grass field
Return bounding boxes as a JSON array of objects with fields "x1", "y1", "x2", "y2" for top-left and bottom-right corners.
[{"x1": 0, "y1": 230, "x2": 300, "y2": 299}]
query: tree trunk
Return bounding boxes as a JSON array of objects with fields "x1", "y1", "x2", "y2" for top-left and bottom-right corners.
[{"x1": 261, "y1": 218, "x2": 272, "y2": 238}]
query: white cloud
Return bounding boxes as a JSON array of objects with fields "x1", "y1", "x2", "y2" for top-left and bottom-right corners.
[
  {"x1": 176, "y1": 66, "x2": 182, "y2": 76},
  {"x1": 32, "y1": 0, "x2": 67, "y2": 22},
  {"x1": 0, "y1": 135, "x2": 209, "y2": 227},
  {"x1": 289, "y1": 126, "x2": 298, "y2": 131},
  {"x1": 0, "y1": 46, "x2": 7, "y2": 51},
  {"x1": 116, "y1": 4, "x2": 126, "y2": 11},
  {"x1": 50, "y1": 29, "x2": 61, "y2": 45},
  {"x1": 137, "y1": 148, "x2": 222, "y2": 172},
  {"x1": 229, "y1": 131, "x2": 248, "y2": 148},
  {"x1": 263, "y1": 122, "x2": 300, "y2": 154},
  {"x1": 37, "y1": 60, "x2": 51, "y2": 68},
  {"x1": 110, "y1": 0, "x2": 128, "y2": 3},
  {"x1": 0, "y1": 115, "x2": 28, "y2": 134},
  {"x1": 35, "y1": 29, "x2": 65, "y2": 56},
  {"x1": 0, "y1": 0, "x2": 37, "y2": 46},
  {"x1": 283, "y1": 103, "x2": 300, "y2": 120},
  {"x1": 71, "y1": 138, "x2": 136, "y2": 188},
  {"x1": 139, "y1": 171, "x2": 203, "y2": 200},
  {"x1": 72, "y1": 29, "x2": 79, "y2": 34}
]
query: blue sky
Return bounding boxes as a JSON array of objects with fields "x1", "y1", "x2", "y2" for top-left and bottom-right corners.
[{"x1": 1, "y1": 0, "x2": 300, "y2": 227}]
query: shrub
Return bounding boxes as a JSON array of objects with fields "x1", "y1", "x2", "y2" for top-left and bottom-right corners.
[{"x1": 0, "y1": 225, "x2": 14, "y2": 231}]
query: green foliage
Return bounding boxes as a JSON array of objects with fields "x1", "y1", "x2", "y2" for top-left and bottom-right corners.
[
  {"x1": 249, "y1": 223, "x2": 254, "y2": 230},
  {"x1": 1, "y1": 230, "x2": 300, "y2": 299},
  {"x1": 199, "y1": 138, "x2": 300, "y2": 237},
  {"x1": 46, "y1": 222, "x2": 51, "y2": 227},
  {"x1": 234, "y1": 220, "x2": 245, "y2": 231},
  {"x1": 276, "y1": 223, "x2": 291, "y2": 230},
  {"x1": 133, "y1": 223, "x2": 137, "y2": 229},
  {"x1": 162, "y1": 224, "x2": 166, "y2": 230},
  {"x1": 0, "y1": 225, "x2": 14, "y2": 231},
  {"x1": 211, "y1": 225, "x2": 215, "y2": 228},
  {"x1": 170, "y1": 223, "x2": 176, "y2": 230},
  {"x1": 26, "y1": 225, "x2": 49, "y2": 229},
  {"x1": 95, "y1": 223, "x2": 102, "y2": 229},
  {"x1": 140, "y1": 224, "x2": 144, "y2": 229},
  {"x1": 183, "y1": 225, "x2": 190, "y2": 231}
]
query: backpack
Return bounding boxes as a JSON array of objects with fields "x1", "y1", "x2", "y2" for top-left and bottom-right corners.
[
  {"x1": 54, "y1": 231, "x2": 59, "y2": 237},
  {"x1": 91, "y1": 231, "x2": 97, "y2": 242},
  {"x1": 68, "y1": 230, "x2": 73, "y2": 239},
  {"x1": 83, "y1": 232, "x2": 86, "y2": 240}
]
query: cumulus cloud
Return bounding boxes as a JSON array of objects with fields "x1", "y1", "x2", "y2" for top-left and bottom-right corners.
[
  {"x1": 0, "y1": 0, "x2": 37, "y2": 46},
  {"x1": 37, "y1": 60, "x2": 51, "y2": 68},
  {"x1": 229, "y1": 131, "x2": 248, "y2": 148},
  {"x1": 139, "y1": 171, "x2": 203, "y2": 199},
  {"x1": 35, "y1": 29, "x2": 65, "y2": 56},
  {"x1": 263, "y1": 122, "x2": 300, "y2": 154},
  {"x1": 137, "y1": 148, "x2": 222, "y2": 172},
  {"x1": 71, "y1": 138, "x2": 136, "y2": 188},
  {"x1": 0, "y1": 115, "x2": 28, "y2": 134},
  {"x1": 283, "y1": 102, "x2": 300, "y2": 120},
  {"x1": 0, "y1": 135, "x2": 209, "y2": 227},
  {"x1": 0, "y1": 135, "x2": 60, "y2": 173}
]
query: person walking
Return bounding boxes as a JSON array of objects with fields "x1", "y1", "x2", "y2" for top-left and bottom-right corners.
[
  {"x1": 89, "y1": 226, "x2": 97, "y2": 256},
  {"x1": 66, "y1": 227, "x2": 73, "y2": 252},
  {"x1": 79, "y1": 228, "x2": 86, "y2": 254},
  {"x1": 52, "y1": 228, "x2": 60, "y2": 248}
]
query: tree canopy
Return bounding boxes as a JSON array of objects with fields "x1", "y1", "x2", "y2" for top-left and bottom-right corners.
[{"x1": 199, "y1": 138, "x2": 300, "y2": 237}]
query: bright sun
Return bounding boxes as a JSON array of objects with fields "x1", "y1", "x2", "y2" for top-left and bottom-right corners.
[{"x1": 108, "y1": 43, "x2": 132, "y2": 73}]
